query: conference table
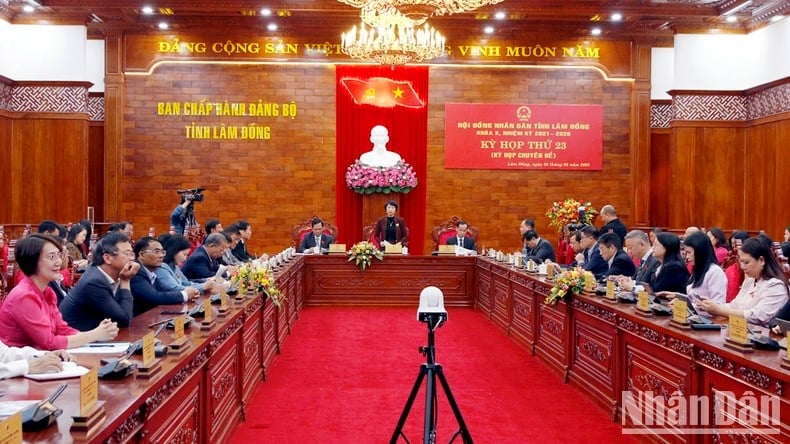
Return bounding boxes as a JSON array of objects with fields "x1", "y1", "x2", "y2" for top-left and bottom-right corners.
[{"x1": 2, "y1": 255, "x2": 787, "y2": 443}]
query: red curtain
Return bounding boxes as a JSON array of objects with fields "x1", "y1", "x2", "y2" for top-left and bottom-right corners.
[{"x1": 335, "y1": 65, "x2": 428, "y2": 254}]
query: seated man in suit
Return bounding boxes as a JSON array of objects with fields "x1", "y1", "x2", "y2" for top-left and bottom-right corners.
[
  {"x1": 231, "y1": 220, "x2": 255, "y2": 262},
  {"x1": 519, "y1": 217, "x2": 535, "y2": 257},
  {"x1": 624, "y1": 230, "x2": 660, "y2": 285},
  {"x1": 182, "y1": 232, "x2": 229, "y2": 280},
  {"x1": 60, "y1": 232, "x2": 140, "y2": 330},
  {"x1": 219, "y1": 225, "x2": 244, "y2": 266},
  {"x1": 298, "y1": 218, "x2": 334, "y2": 254},
  {"x1": 598, "y1": 232, "x2": 636, "y2": 279},
  {"x1": 578, "y1": 225, "x2": 609, "y2": 280},
  {"x1": 130, "y1": 237, "x2": 198, "y2": 316},
  {"x1": 445, "y1": 219, "x2": 476, "y2": 251},
  {"x1": 523, "y1": 230, "x2": 555, "y2": 263}
]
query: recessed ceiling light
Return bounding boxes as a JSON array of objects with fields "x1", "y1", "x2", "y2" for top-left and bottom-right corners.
[
  {"x1": 261, "y1": 8, "x2": 272, "y2": 16},
  {"x1": 141, "y1": 6, "x2": 154, "y2": 14},
  {"x1": 267, "y1": 23, "x2": 278, "y2": 31},
  {"x1": 770, "y1": 15, "x2": 784, "y2": 23},
  {"x1": 725, "y1": 15, "x2": 738, "y2": 23},
  {"x1": 484, "y1": 26, "x2": 495, "y2": 34},
  {"x1": 590, "y1": 28, "x2": 602, "y2": 36},
  {"x1": 611, "y1": 13, "x2": 622, "y2": 22},
  {"x1": 158, "y1": 22, "x2": 169, "y2": 30},
  {"x1": 494, "y1": 11, "x2": 506, "y2": 20},
  {"x1": 22, "y1": 5, "x2": 35, "y2": 13}
]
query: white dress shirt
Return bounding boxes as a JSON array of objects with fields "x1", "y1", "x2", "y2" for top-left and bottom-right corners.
[{"x1": 0, "y1": 341, "x2": 38, "y2": 379}]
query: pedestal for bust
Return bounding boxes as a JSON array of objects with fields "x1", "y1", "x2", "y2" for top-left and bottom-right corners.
[{"x1": 362, "y1": 194, "x2": 399, "y2": 240}]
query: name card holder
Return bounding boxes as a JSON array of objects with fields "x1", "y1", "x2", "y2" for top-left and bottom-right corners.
[
  {"x1": 217, "y1": 291, "x2": 231, "y2": 317},
  {"x1": 136, "y1": 332, "x2": 162, "y2": 379},
  {"x1": 723, "y1": 314, "x2": 754, "y2": 353},
  {"x1": 782, "y1": 332, "x2": 790, "y2": 370},
  {"x1": 328, "y1": 244, "x2": 346, "y2": 254},
  {"x1": 602, "y1": 280, "x2": 618, "y2": 304},
  {"x1": 438, "y1": 245, "x2": 455, "y2": 255},
  {"x1": 669, "y1": 299, "x2": 691, "y2": 329},
  {"x1": 384, "y1": 243, "x2": 402, "y2": 254},
  {"x1": 200, "y1": 297, "x2": 216, "y2": 331},
  {"x1": 635, "y1": 290, "x2": 652, "y2": 317},
  {"x1": 71, "y1": 368, "x2": 106, "y2": 440},
  {"x1": 168, "y1": 316, "x2": 191, "y2": 356},
  {"x1": 0, "y1": 412, "x2": 22, "y2": 444}
]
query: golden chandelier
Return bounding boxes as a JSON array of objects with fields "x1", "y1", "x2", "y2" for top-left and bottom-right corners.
[
  {"x1": 339, "y1": 0, "x2": 506, "y2": 24},
  {"x1": 340, "y1": 14, "x2": 446, "y2": 65}
]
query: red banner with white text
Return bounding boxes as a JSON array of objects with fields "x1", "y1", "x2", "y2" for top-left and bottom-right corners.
[{"x1": 444, "y1": 103, "x2": 603, "y2": 170}]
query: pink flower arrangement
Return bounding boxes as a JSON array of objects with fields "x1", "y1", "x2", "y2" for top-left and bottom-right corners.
[{"x1": 345, "y1": 160, "x2": 418, "y2": 194}]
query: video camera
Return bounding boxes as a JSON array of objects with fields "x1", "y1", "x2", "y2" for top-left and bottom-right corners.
[
  {"x1": 417, "y1": 286, "x2": 448, "y2": 327},
  {"x1": 177, "y1": 187, "x2": 205, "y2": 202}
]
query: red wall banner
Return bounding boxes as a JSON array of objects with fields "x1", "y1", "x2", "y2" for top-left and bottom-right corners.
[{"x1": 444, "y1": 103, "x2": 603, "y2": 170}]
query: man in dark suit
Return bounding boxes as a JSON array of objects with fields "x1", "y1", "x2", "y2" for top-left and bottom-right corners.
[
  {"x1": 624, "y1": 230, "x2": 660, "y2": 285},
  {"x1": 522, "y1": 230, "x2": 555, "y2": 263},
  {"x1": 130, "y1": 237, "x2": 198, "y2": 316},
  {"x1": 579, "y1": 225, "x2": 609, "y2": 280},
  {"x1": 446, "y1": 220, "x2": 476, "y2": 251},
  {"x1": 60, "y1": 232, "x2": 140, "y2": 330},
  {"x1": 231, "y1": 220, "x2": 255, "y2": 262},
  {"x1": 182, "y1": 233, "x2": 229, "y2": 280},
  {"x1": 599, "y1": 204, "x2": 627, "y2": 245},
  {"x1": 298, "y1": 218, "x2": 334, "y2": 253},
  {"x1": 598, "y1": 232, "x2": 636, "y2": 278},
  {"x1": 519, "y1": 217, "x2": 535, "y2": 257}
]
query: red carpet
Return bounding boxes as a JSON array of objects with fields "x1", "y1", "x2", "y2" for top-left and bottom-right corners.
[{"x1": 230, "y1": 307, "x2": 638, "y2": 443}]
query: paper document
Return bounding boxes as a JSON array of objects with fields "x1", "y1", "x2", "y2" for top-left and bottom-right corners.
[
  {"x1": 25, "y1": 362, "x2": 90, "y2": 381},
  {"x1": 0, "y1": 400, "x2": 39, "y2": 420},
  {"x1": 214, "y1": 264, "x2": 228, "y2": 279},
  {"x1": 68, "y1": 342, "x2": 131, "y2": 354}
]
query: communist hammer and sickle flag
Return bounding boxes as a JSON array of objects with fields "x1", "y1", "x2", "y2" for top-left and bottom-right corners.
[{"x1": 340, "y1": 77, "x2": 424, "y2": 109}]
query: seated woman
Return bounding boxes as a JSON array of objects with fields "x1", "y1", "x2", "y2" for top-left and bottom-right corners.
[
  {"x1": 724, "y1": 230, "x2": 750, "y2": 302},
  {"x1": 154, "y1": 234, "x2": 217, "y2": 294},
  {"x1": 662, "y1": 231, "x2": 727, "y2": 311},
  {"x1": 65, "y1": 224, "x2": 89, "y2": 269},
  {"x1": 701, "y1": 238, "x2": 789, "y2": 327},
  {"x1": 621, "y1": 232, "x2": 689, "y2": 294},
  {"x1": 0, "y1": 234, "x2": 119, "y2": 350},
  {"x1": 706, "y1": 227, "x2": 729, "y2": 265},
  {"x1": 372, "y1": 200, "x2": 409, "y2": 249}
]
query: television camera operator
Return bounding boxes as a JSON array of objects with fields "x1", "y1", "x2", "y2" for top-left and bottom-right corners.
[{"x1": 170, "y1": 188, "x2": 204, "y2": 235}]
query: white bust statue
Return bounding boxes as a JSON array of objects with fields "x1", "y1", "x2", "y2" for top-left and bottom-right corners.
[{"x1": 359, "y1": 125, "x2": 402, "y2": 168}]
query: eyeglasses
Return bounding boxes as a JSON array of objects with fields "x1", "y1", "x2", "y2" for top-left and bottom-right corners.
[
  {"x1": 110, "y1": 250, "x2": 136, "y2": 258},
  {"x1": 43, "y1": 252, "x2": 64, "y2": 262},
  {"x1": 143, "y1": 248, "x2": 165, "y2": 255}
]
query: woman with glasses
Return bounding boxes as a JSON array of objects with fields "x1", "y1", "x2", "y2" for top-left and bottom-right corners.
[
  {"x1": 60, "y1": 232, "x2": 140, "y2": 330},
  {"x1": 154, "y1": 234, "x2": 217, "y2": 294},
  {"x1": 129, "y1": 236, "x2": 199, "y2": 316},
  {"x1": 700, "y1": 238, "x2": 789, "y2": 327},
  {"x1": 0, "y1": 234, "x2": 120, "y2": 350}
]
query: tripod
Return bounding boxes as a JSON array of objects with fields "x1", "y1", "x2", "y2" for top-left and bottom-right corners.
[{"x1": 390, "y1": 317, "x2": 473, "y2": 444}]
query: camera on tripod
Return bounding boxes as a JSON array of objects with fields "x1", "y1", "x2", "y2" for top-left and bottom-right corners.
[
  {"x1": 417, "y1": 286, "x2": 448, "y2": 326},
  {"x1": 177, "y1": 187, "x2": 205, "y2": 203}
]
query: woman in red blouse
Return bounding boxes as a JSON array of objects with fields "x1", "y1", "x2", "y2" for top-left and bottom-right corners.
[{"x1": 0, "y1": 234, "x2": 118, "y2": 350}]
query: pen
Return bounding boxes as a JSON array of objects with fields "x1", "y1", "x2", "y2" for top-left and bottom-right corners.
[
  {"x1": 88, "y1": 344, "x2": 116, "y2": 347},
  {"x1": 148, "y1": 317, "x2": 177, "y2": 328},
  {"x1": 160, "y1": 310, "x2": 186, "y2": 315}
]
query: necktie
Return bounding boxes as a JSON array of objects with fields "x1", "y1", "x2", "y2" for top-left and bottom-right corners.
[{"x1": 458, "y1": 237, "x2": 463, "y2": 246}]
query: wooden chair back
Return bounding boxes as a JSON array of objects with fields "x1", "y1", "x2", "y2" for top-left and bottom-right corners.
[
  {"x1": 291, "y1": 215, "x2": 338, "y2": 248},
  {"x1": 431, "y1": 216, "x2": 479, "y2": 251}
]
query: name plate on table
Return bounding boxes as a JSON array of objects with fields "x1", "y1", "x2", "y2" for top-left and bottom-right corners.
[
  {"x1": 724, "y1": 314, "x2": 754, "y2": 353},
  {"x1": 328, "y1": 244, "x2": 346, "y2": 254},
  {"x1": 438, "y1": 245, "x2": 455, "y2": 255},
  {"x1": 384, "y1": 243, "x2": 402, "y2": 254}
]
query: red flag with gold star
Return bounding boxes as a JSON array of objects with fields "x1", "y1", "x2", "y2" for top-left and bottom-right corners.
[{"x1": 340, "y1": 77, "x2": 424, "y2": 108}]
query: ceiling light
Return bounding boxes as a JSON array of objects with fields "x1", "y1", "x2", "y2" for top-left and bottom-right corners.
[
  {"x1": 590, "y1": 28, "x2": 602, "y2": 36},
  {"x1": 494, "y1": 11, "x2": 506, "y2": 20},
  {"x1": 261, "y1": 8, "x2": 272, "y2": 16},
  {"x1": 141, "y1": 6, "x2": 154, "y2": 14},
  {"x1": 341, "y1": 0, "x2": 505, "y2": 25},
  {"x1": 341, "y1": 15, "x2": 445, "y2": 65},
  {"x1": 267, "y1": 23, "x2": 278, "y2": 31},
  {"x1": 611, "y1": 13, "x2": 622, "y2": 22},
  {"x1": 22, "y1": 5, "x2": 35, "y2": 12},
  {"x1": 484, "y1": 26, "x2": 494, "y2": 34},
  {"x1": 158, "y1": 22, "x2": 169, "y2": 30},
  {"x1": 770, "y1": 15, "x2": 785, "y2": 23},
  {"x1": 721, "y1": 0, "x2": 752, "y2": 16},
  {"x1": 725, "y1": 16, "x2": 738, "y2": 23}
]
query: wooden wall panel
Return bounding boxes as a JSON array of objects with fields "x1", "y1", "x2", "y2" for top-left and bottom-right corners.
[
  {"x1": 88, "y1": 123, "x2": 105, "y2": 222},
  {"x1": 8, "y1": 117, "x2": 89, "y2": 223},
  {"x1": 0, "y1": 114, "x2": 11, "y2": 222},
  {"x1": 744, "y1": 116, "x2": 789, "y2": 238},
  {"x1": 649, "y1": 130, "x2": 670, "y2": 228}
]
